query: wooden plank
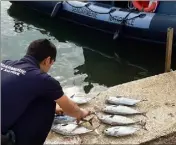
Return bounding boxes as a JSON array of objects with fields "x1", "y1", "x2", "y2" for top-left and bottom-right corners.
[{"x1": 165, "y1": 27, "x2": 174, "y2": 72}]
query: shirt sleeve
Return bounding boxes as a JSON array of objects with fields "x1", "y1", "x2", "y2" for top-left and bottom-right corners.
[
  {"x1": 39, "y1": 74, "x2": 64, "y2": 101},
  {"x1": 1, "y1": 59, "x2": 12, "y2": 64}
]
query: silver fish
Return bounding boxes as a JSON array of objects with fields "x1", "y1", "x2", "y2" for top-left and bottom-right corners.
[
  {"x1": 104, "y1": 126, "x2": 140, "y2": 137},
  {"x1": 96, "y1": 114, "x2": 137, "y2": 125},
  {"x1": 106, "y1": 96, "x2": 147, "y2": 106},
  {"x1": 53, "y1": 115, "x2": 95, "y2": 126},
  {"x1": 69, "y1": 94, "x2": 95, "y2": 105},
  {"x1": 51, "y1": 123, "x2": 94, "y2": 136},
  {"x1": 103, "y1": 105, "x2": 146, "y2": 116},
  {"x1": 53, "y1": 115, "x2": 76, "y2": 124}
]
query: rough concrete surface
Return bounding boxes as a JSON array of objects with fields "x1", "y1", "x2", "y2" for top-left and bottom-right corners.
[{"x1": 45, "y1": 71, "x2": 176, "y2": 144}]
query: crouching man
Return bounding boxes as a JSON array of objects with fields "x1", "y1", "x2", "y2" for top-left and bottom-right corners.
[{"x1": 1, "y1": 39, "x2": 90, "y2": 145}]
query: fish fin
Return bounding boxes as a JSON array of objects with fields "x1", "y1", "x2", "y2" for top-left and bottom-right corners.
[
  {"x1": 91, "y1": 95, "x2": 97, "y2": 100},
  {"x1": 141, "y1": 99, "x2": 148, "y2": 102},
  {"x1": 81, "y1": 116, "x2": 95, "y2": 126},
  {"x1": 105, "y1": 99, "x2": 109, "y2": 104},
  {"x1": 92, "y1": 124, "x2": 101, "y2": 135},
  {"x1": 78, "y1": 121, "x2": 101, "y2": 135},
  {"x1": 61, "y1": 123, "x2": 68, "y2": 126},
  {"x1": 142, "y1": 112, "x2": 148, "y2": 118},
  {"x1": 115, "y1": 96, "x2": 121, "y2": 98},
  {"x1": 94, "y1": 129, "x2": 100, "y2": 135},
  {"x1": 138, "y1": 120, "x2": 148, "y2": 131},
  {"x1": 111, "y1": 105, "x2": 118, "y2": 107},
  {"x1": 110, "y1": 115, "x2": 114, "y2": 118},
  {"x1": 110, "y1": 130, "x2": 119, "y2": 136},
  {"x1": 70, "y1": 94, "x2": 75, "y2": 98},
  {"x1": 88, "y1": 116, "x2": 95, "y2": 126},
  {"x1": 136, "y1": 120, "x2": 148, "y2": 131},
  {"x1": 97, "y1": 92, "x2": 101, "y2": 96}
]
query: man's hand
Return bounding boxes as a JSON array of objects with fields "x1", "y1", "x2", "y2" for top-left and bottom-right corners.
[
  {"x1": 55, "y1": 103, "x2": 64, "y2": 115},
  {"x1": 55, "y1": 95, "x2": 91, "y2": 120},
  {"x1": 76, "y1": 108, "x2": 91, "y2": 124}
]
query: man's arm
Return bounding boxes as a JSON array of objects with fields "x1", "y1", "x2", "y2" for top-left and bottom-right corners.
[
  {"x1": 55, "y1": 95, "x2": 89, "y2": 121},
  {"x1": 38, "y1": 75, "x2": 90, "y2": 121}
]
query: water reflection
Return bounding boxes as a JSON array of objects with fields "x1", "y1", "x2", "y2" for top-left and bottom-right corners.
[
  {"x1": 74, "y1": 48, "x2": 149, "y2": 88},
  {"x1": 13, "y1": 20, "x2": 52, "y2": 37}
]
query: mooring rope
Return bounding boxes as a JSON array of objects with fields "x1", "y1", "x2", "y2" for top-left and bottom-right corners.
[
  {"x1": 51, "y1": 2, "x2": 62, "y2": 17},
  {"x1": 65, "y1": 1, "x2": 146, "y2": 25}
]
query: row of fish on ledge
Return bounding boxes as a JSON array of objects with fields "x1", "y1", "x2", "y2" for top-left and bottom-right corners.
[{"x1": 51, "y1": 93, "x2": 148, "y2": 137}]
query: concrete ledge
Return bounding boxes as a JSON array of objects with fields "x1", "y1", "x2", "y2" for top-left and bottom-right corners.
[{"x1": 46, "y1": 71, "x2": 176, "y2": 144}]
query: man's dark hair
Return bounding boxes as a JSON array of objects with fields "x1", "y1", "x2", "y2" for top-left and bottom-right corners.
[{"x1": 26, "y1": 39, "x2": 57, "y2": 62}]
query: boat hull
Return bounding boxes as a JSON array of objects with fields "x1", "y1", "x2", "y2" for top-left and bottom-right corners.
[{"x1": 10, "y1": 1, "x2": 176, "y2": 45}]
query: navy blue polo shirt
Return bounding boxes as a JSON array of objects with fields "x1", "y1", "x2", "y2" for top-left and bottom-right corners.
[{"x1": 1, "y1": 55, "x2": 64, "y2": 134}]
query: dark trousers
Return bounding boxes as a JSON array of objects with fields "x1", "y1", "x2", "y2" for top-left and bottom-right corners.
[{"x1": 11, "y1": 97, "x2": 56, "y2": 145}]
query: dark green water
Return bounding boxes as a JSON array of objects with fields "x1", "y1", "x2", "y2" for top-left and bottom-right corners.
[{"x1": 1, "y1": 1, "x2": 176, "y2": 95}]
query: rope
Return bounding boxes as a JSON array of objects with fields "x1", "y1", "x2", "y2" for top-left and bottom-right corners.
[
  {"x1": 51, "y1": 2, "x2": 62, "y2": 17},
  {"x1": 113, "y1": 9, "x2": 135, "y2": 40},
  {"x1": 65, "y1": 1, "x2": 145, "y2": 24},
  {"x1": 65, "y1": 1, "x2": 115, "y2": 14},
  {"x1": 128, "y1": 1, "x2": 136, "y2": 10},
  {"x1": 66, "y1": 1, "x2": 145, "y2": 40}
]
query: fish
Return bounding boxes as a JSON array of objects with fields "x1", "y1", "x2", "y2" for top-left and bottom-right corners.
[
  {"x1": 51, "y1": 123, "x2": 93, "y2": 136},
  {"x1": 63, "y1": 86, "x2": 82, "y2": 97},
  {"x1": 104, "y1": 126, "x2": 140, "y2": 137},
  {"x1": 53, "y1": 115, "x2": 76, "y2": 124},
  {"x1": 51, "y1": 123, "x2": 100, "y2": 136},
  {"x1": 96, "y1": 113, "x2": 147, "y2": 130},
  {"x1": 53, "y1": 114, "x2": 95, "y2": 126},
  {"x1": 102, "y1": 105, "x2": 147, "y2": 116},
  {"x1": 54, "y1": 76, "x2": 64, "y2": 80},
  {"x1": 106, "y1": 96, "x2": 147, "y2": 106},
  {"x1": 96, "y1": 114, "x2": 138, "y2": 126},
  {"x1": 69, "y1": 94, "x2": 95, "y2": 105}
]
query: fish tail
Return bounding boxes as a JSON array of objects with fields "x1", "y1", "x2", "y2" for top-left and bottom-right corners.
[
  {"x1": 141, "y1": 99, "x2": 148, "y2": 102},
  {"x1": 141, "y1": 112, "x2": 148, "y2": 118},
  {"x1": 87, "y1": 93, "x2": 98, "y2": 101},
  {"x1": 137, "y1": 120, "x2": 148, "y2": 131},
  {"x1": 105, "y1": 99, "x2": 109, "y2": 104},
  {"x1": 88, "y1": 116, "x2": 95, "y2": 126},
  {"x1": 83, "y1": 123, "x2": 101, "y2": 135},
  {"x1": 80, "y1": 116, "x2": 95, "y2": 126},
  {"x1": 96, "y1": 92, "x2": 101, "y2": 96},
  {"x1": 70, "y1": 94, "x2": 75, "y2": 98},
  {"x1": 92, "y1": 124, "x2": 101, "y2": 135}
]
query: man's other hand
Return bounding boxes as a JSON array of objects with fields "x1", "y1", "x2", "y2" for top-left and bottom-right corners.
[
  {"x1": 76, "y1": 108, "x2": 91, "y2": 124},
  {"x1": 55, "y1": 104, "x2": 64, "y2": 115}
]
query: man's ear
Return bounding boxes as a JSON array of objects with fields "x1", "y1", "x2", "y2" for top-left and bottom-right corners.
[{"x1": 46, "y1": 56, "x2": 52, "y2": 64}]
